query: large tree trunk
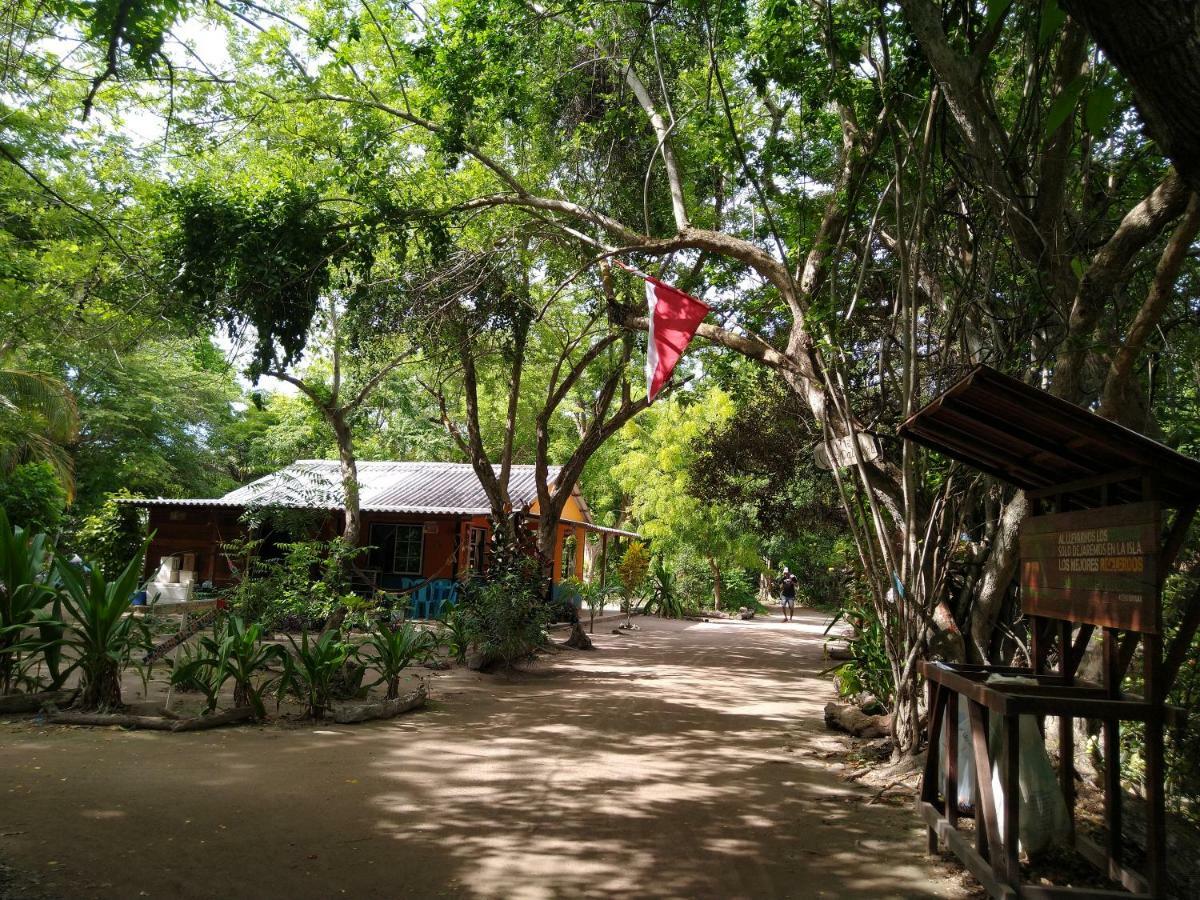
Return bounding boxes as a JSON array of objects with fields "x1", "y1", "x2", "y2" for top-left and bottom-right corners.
[
  {"x1": 321, "y1": 409, "x2": 360, "y2": 637},
  {"x1": 1061, "y1": 1, "x2": 1200, "y2": 197}
]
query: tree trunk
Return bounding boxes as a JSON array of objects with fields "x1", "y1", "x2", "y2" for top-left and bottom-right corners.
[
  {"x1": 968, "y1": 493, "x2": 1028, "y2": 663},
  {"x1": 707, "y1": 555, "x2": 722, "y2": 611},
  {"x1": 1060, "y1": 1, "x2": 1200, "y2": 197}
]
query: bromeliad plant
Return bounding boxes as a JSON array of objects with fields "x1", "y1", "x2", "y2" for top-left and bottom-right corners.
[
  {"x1": 0, "y1": 508, "x2": 60, "y2": 693},
  {"x1": 55, "y1": 545, "x2": 151, "y2": 710},
  {"x1": 359, "y1": 622, "x2": 435, "y2": 699},
  {"x1": 285, "y1": 629, "x2": 352, "y2": 719},
  {"x1": 170, "y1": 616, "x2": 290, "y2": 719}
]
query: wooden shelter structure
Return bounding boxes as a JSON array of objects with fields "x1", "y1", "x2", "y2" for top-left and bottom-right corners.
[{"x1": 899, "y1": 366, "x2": 1200, "y2": 900}]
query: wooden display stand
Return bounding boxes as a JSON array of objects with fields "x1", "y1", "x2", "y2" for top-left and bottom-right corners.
[{"x1": 899, "y1": 367, "x2": 1200, "y2": 900}]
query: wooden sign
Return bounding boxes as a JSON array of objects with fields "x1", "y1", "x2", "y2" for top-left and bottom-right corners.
[{"x1": 1019, "y1": 502, "x2": 1161, "y2": 633}]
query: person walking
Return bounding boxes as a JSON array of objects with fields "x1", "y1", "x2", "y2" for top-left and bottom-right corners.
[{"x1": 778, "y1": 566, "x2": 798, "y2": 622}]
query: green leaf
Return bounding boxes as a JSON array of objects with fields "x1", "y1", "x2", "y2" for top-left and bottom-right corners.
[
  {"x1": 1039, "y1": 0, "x2": 1067, "y2": 47},
  {"x1": 1044, "y1": 76, "x2": 1085, "y2": 137},
  {"x1": 1070, "y1": 257, "x2": 1086, "y2": 280},
  {"x1": 984, "y1": 0, "x2": 1011, "y2": 32},
  {"x1": 1084, "y1": 85, "x2": 1116, "y2": 133}
]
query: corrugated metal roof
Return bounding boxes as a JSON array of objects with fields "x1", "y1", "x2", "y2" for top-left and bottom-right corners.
[
  {"x1": 899, "y1": 365, "x2": 1200, "y2": 506},
  {"x1": 125, "y1": 461, "x2": 563, "y2": 516}
]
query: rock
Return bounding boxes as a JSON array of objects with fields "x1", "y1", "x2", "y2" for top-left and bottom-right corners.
[
  {"x1": 738, "y1": 607, "x2": 755, "y2": 620},
  {"x1": 823, "y1": 702, "x2": 892, "y2": 739}
]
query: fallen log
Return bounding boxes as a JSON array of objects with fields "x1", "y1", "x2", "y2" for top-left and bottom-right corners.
[
  {"x1": 332, "y1": 682, "x2": 428, "y2": 724},
  {"x1": 48, "y1": 706, "x2": 255, "y2": 732},
  {"x1": 823, "y1": 702, "x2": 891, "y2": 739},
  {"x1": 0, "y1": 690, "x2": 76, "y2": 714}
]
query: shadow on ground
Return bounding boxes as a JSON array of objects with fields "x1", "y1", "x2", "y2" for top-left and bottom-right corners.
[{"x1": 0, "y1": 611, "x2": 966, "y2": 899}]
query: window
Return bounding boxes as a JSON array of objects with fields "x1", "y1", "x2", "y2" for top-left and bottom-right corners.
[{"x1": 368, "y1": 523, "x2": 424, "y2": 576}]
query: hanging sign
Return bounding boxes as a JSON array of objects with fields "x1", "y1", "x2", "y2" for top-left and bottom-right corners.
[{"x1": 1019, "y1": 502, "x2": 1161, "y2": 633}]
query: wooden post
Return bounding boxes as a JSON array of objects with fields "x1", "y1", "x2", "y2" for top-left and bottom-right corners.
[
  {"x1": 599, "y1": 533, "x2": 608, "y2": 588},
  {"x1": 1103, "y1": 626, "x2": 1122, "y2": 866},
  {"x1": 1057, "y1": 619, "x2": 1076, "y2": 837},
  {"x1": 946, "y1": 690, "x2": 959, "y2": 835},
  {"x1": 1002, "y1": 714, "x2": 1020, "y2": 885}
]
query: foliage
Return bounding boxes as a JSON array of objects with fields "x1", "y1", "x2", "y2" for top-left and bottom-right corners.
[
  {"x1": 0, "y1": 462, "x2": 67, "y2": 535},
  {"x1": 455, "y1": 529, "x2": 550, "y2": 671},
  {"x1": 641, "y1": 558, "x2": 684, "y2": 620},
  {"x1": 0, "y1": 365, "x2": 79, "y2": 496},
  {"x1": 718, "y1": 569, "x2": 762, "y2": 614},
  {"x1": 359, "y1": 623, "x2": 435, "y2": 699},
  {"x1": 0, "y1": 508, "x2": 59, "y2": 693},
  {"x1": 54, "y1": 542, "x2": 151, "y2": 710},
  {"x1": 562, "y1": 577, "x2": 618, "y2": 633},
  {"x1": 825, "y1": 602, "x2": 893, "y2": 709},
  {"x1": 437, "y1": 605, "x2": 471, "y2": 665},
  {"x1": 71, "y1": 491, "x2": 148, "y2": 580},
  {"x1": 222, "y1": 535, "x2": 359, "y2": 632},
  {"x1": 616, "y1": 541, "x2": 651, "y2": 626},
  {"x1": 170, "y1": 616, "x2": 290, "y2": 719},
  {"x1": 284, "y1": 629, "x2": 353, "y2": 719}
]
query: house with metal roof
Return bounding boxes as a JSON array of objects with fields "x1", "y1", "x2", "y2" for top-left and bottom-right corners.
[{"x1": 126, "y1": 460, "x2": 639, "y2": 615}]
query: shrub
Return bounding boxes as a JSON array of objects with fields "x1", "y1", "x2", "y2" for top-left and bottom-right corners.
[
  {"x1": 0, "y1": 462, "x2": 66, "y2": 536},
  {"x1": 455, "y1": 537, "x2": 550, "y2": 671},
  {"x1": 285, "y1": 629, "x2": 352, "y2": 718},
  {"x1": 72, "y1": 491, "x2": 148, "y2": 580},
  {"x1": 359, "y1": 622, "x2": 435, "y2": 699},
  {"x1": 0, "y1": 508, "x2": 60, "y2": 693},
  {"x1": 718, "y1": 569, "x2": 761, "y2": 613},
  {"x1": 170, "y1": 615, "x2": 290, "y2": 718},
  {"x1": 55, "y1": 544, "x2": 151, "y2": 710},
  {"x1": 642, "y1": 558, "x2": 684, "y2": 619},
  {"x1": 437, "y1": 605, "x2": 470, "y2": 664},
  {"x1": 222, "y1": 536, "x2": 360, "y2": 631}
]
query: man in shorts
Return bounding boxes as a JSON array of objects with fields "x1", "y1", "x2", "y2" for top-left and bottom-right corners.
[{"x1": 778, "y1": 566, "x2": 798, "y2": 622}]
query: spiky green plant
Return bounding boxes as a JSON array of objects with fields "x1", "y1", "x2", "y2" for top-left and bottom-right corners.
[
  {"x1": 285, "y1": 629, "x2": 351, "y2": 719},
  {"x1": 0, "y1": 508, "x2": 60, "y2": 692},
  {"x1": 54, "y1": 544, "x2": 150, "y2": 710},
  {"x1": 171, "y1": 616, "x2": 290, "y2": 719},
  {"x1": 360, "y1": 622, "x2": 435, "y2": 699}
]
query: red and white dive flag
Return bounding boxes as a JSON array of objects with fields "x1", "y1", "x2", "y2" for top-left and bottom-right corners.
[{"x1": 642, "y1": 275, "x2": 710, "y2": 403}]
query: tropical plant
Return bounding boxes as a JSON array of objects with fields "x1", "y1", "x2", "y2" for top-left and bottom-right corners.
[
  {"x1": 562, "y1": 577, "x2": 619, "y2": 633},
  {"x1": 0, "y1": 462, "x2": 68, "y2": 535},
  {"x1": 642, "y1": 558, "x2": 684, "y2": 620},
  {"x1": 0, "y1": 365, "x2": 79, "y2": 497},
  {"x1": 824, "y1": 602, "x2": 893, "y2": 708},
  {"x1": 437, "y1": 605, "x2": 470, "y2": 665},
  {"x1": 0, "y1": 508, "x2": 60, "y2": 693},
  {"x1": 170, "y1": 616, "x2": 291, "y2": 718},
  {"x1": 55, "y1": 544, "x2": 151, "y2": 710},
  {"x1": 616, "y1": 542, "x2": 651, "y2": 627},
  {"x1": 454, "y1": 552, "x2": 550, "y2": 672},
  {"x1": 359, "y1": 622, "x2": 435, "y2": 700},
  {"x1": 285, "y1": 629, "x2": 352, "y2": 718},
  {"x1": 72, "y1": 491, "x2": 148, "y2": 580}
]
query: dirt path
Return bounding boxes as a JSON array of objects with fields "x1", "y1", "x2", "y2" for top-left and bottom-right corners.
[{"x1": 0, "y1": 611, "x2": 967, "y2": 899}]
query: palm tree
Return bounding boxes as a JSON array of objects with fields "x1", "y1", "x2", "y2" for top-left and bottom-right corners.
[{"x1": 0, "y1": 364, "x2": 79, "y2": 499}]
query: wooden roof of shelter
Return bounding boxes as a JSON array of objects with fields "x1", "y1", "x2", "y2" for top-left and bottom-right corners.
[{"x1": 898, "y1": 365, "x2": 1200, "y2": 507}]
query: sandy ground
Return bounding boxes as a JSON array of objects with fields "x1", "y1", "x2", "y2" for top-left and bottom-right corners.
[{"x1": 0, "y1": 610, "x2": 970, "y2": 899}]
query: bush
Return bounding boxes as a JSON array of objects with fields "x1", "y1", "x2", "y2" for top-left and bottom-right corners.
[
  {"x1": 359, "y1": 622, "x2": 435, "y2": 699},
  {"x1": 0, "y1": 462, "x2": 66, "y2": 535},
  {"x1": 170, "y1": 615, "x2": 290, "y2": 718},
  {"x1": 284, "y1": 629, "x2": 352, "y2": 718},
  {"x1": 55, "y1": 544, "x2": 151, "y2": 710},
  {"x1": 642, "y1": 558, "x2": 684, "y2": 619},
  {"x1": 455, "y1": 532, "x2": 549, "y2": 671},
  {"x1": 0, "y1": 508, "x2": 60, "y2": 693},
  {"x1": 222, "y1": 536, "x2": 361, "y2": 631},
  {"x1": 718, "y1": 568, "x2": 761, "y2": 613},
  {"x1": 72, "y1": 490, "x2": 148, "y2": 580}
]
